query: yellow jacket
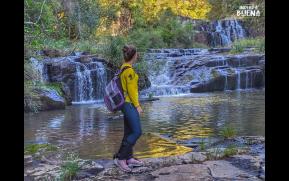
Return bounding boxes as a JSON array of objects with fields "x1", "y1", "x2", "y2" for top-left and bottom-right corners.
[{"x1": 120, "y1": 63, "x2": 140, "y2": 108}]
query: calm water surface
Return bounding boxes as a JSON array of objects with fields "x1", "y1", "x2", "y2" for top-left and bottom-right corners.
[{"x1": 24, "y1": 90, "x2": 264, "y2": 159}]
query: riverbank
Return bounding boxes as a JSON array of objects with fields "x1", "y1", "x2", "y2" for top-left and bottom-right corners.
[{"x1": 24, "y1": 135, "x2": 264, "y2": 181}]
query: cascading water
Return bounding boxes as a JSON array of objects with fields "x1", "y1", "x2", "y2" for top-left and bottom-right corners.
[
  {"x1": 141, "y1": 58, "x2": 190, "y2": 97},
  {"x1": 91, "y1": 62, "x2": 107, "y2": 100},
  {"x1": 41, "y1": 54, "x2": 108, "y2": 104},
  {"x1": 30, "y1": 57, "x2": 48, "y2": 83},
  {"x1": 73, "y1": 61, "x2": 107, "y2": 103},
  {"x1": 141, "y1": 47, "x2": 264, "y2": 95},
  {"x1": 74, "y1": 63, "x2": 93, "y2": 102},
  {"x1": 200, "y1": 19, "x2": 246, "y2": 47},
  {"x1": 140, "y1": 49, "x2": 210, "y2": 97},
  {"x1": 236, "y1": 69, "x2": 241, "y2": 90}
]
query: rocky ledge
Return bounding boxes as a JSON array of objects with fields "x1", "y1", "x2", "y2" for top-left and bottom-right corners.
[{"x1": 24, "y1": 136, "x2": 264, "y2": 181}]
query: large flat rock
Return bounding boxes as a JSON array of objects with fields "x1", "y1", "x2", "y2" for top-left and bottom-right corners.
[{"x1": 150, "y1": 160, "x2": 261, "y2": 181}]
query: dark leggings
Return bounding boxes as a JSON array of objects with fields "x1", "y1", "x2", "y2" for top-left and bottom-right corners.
[{"x1": 114, "y1": 102, "x2": 142, "y2": 160}]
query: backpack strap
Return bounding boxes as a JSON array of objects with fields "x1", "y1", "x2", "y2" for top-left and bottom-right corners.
[
  {"x1": 118, "y1": 66, "x2": 131, "y2": 76},
  {"x1": 121, "y1": 66, "x2": 131, "y2": 72}
]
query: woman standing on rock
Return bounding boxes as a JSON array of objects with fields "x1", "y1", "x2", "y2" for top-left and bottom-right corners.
[{"x1": 113, "y1": 45, "x2": 144, "y2": 172}]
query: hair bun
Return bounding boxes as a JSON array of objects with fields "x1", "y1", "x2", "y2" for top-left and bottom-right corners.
[{"x1": 122, "y1": 45, "x2": 129, "y2": 53}]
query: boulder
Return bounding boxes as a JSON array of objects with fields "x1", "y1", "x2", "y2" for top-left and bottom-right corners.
[
  {"x1": 194, "y1": 31, "x2": 209, "y2": 45},
  {"x1": 138, "y1": 73, "x2": 151, "y2": 91},
  {"x1": 151, "y1": 164, "x2": 213, "y2": 181},
  {"x1": 203, "y1": 160, "x2": 260, "y2": 180},
  {"x1": 42, "y1": 49, "x2": 65, "y2": 58},
  {"x1": 34, "y1": 88, "x2": 65, "y2": 111}
]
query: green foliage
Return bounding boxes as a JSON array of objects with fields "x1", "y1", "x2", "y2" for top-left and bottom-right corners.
[
  {"x1": 207, "y1": 0, "x2": 244, "y2": 20},
  {"x1": 219, "y1": 126, "x2": 237, "y2": 139},
  {"x1": 24, "y1": 143, "x2": 57, "y2": 155},
  {"x1": 59, "y1": 153, "x2": 80, "y2": 181},
  {"x1": 70, "y1": 0, "x2": 102, "y2": 39},
  {"x1": 230, "y1": 37, "x2": 265, "y2": 54},
  {"x1": 24, "y1": 81, "x2": 41, "y2": 113},
  {"x1": 128, "y1": 28, "x2": 166, "y2": 51},
  {"x1": 223, "y1": 144, "x2": 238, "y2": 157},
  {"x1": 25, "y1": 0, "x2": 64, "y2": 39},
  {"x1": 242, "y1": 0, "x2": 265, "y2": 37},
  {"x1": 206, "y1": 147, "x2": 223, "y2": 160},
  {"x1": 40, "y1": 82, "x2": 64, "y2": 97},
  {"x1": 128, "y1": 10, "x2": 208, "y2": 49},
  {"x1": 74, "y1": 40, "x2": 100, "y2": 54},
  {"x1": 24, "y1": 59, "x2": 41, "y2": 112},
  {"x1": 207, "y1": 0, "x2": 265, "y2": 38},
  {"x1": 99, "y1": 35, "x2": 126, "y2": 68},
  {"x1": 200, "y1": 138, "x2": 206, "y2": 151},
  {"x1": 134, "y1": 60, "x2": 149, "y2": 76},
  {"x1": 157, "y1": 13, "x2": 196, "y2": 48},
  {"x1": 230, "y1": 42, "x2": 244, "y2": 54},
  {"x1": 42, "y1": 38, "x2": 71, "y2": 50}
]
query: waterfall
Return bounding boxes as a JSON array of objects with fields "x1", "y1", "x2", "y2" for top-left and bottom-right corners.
[
  {"x1": 140, "y1": 49, "x2": 210, "y2": 97},
  {"x1": 41, "y1": 54, "x2": 109, "y2": 104},
  {"x1": 93, "y1": 62, "x2": 107, "y2": 100},
  {"x1": 236, "y1": 69, "x2": 241, "y2": 90},
  {"x1": 245, "y1": 71, "x2": 254, "y2": 89},
  {"x1": 73, "y1": 61, "x2": 107, "y2": 103},
  {"x1": 75, "y1": 63, "x2": 93, "y2": 102},
  {"x1": 30, "y1": 57, "x2": 48, "y2": 83},
  {"x1": 141, "y1": 58, "x2": 190, "y2": 97},
  {"x1": 201, "y1": 19, "x2": 246, "y2": 47}
]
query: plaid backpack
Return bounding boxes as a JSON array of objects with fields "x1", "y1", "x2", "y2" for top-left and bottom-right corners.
[{"x1": 104, "y1": 66, "x2": 131, "y2": 112}]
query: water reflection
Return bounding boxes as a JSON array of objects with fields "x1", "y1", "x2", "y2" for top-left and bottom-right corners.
[{"x1": 24, "y1": 90, "x2": 264, "y2": 159}]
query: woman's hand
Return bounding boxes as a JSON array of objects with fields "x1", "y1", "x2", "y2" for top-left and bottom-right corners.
[{"x1": 136, "y1": 106, "x2": 143, "y2": 114}]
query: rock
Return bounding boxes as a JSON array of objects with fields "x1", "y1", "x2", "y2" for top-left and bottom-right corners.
[
  {"x1": 209, "y1": 48, "x2": 232, "y2": 53},
  {"x1": 24, "y1": 88, "x2": 65, "y2": 112},
  {"x1": 24, "y1": 155, "x2": 33, "y2": 163},
  {"x1": 42, "y1": 49, "x2": 65, "y2": 58},
  {"x1": 190, "y1": 67, "x2": 264, "y2": 93},
  {"x1": 24, "y1": 155, "x2": 33, "y2": 167},
  {"x1": 194, "y1": 31, "x2": 209, "y2": 45},
  {"x1": 138, "y1": 73, "x2": 151, "y2": 91},
  {"x1": 24, "y1": 136, "x2": 265, "y2": 180},
  {"x1": 141, "y1": 151, "x2": 206, "y2": 170},
  {"x1": 151, "y1": 164, "x2": 213, "y2": 181},
  {"x1": 146, "y1": 48, "x2": 264, "y2": 93},
  {"x1": 206, "y1": 148, "x2": 226, "y2": 159},
  {"x1": 42, "y1": 53, "x2": 151, "y2": 103},
  {"x1": 26, "y1": 164, "x2": 61, "y2": 180},
  {"x1": 191, "y1": 152, "x2": 207, "y2": 163},
  {"x1": 61, "y1": 83, "x2": 72, "y2": 105},
  {"x1": 76, "y1": 161, "x2": 104, "y2": 179},
  {"x1": 235, "y1": 136, "x2": 265, "y2": 145},
  {"x1": 80, "y1": 161, "x2": 104, "y2": 173},
  {"x1": 79, "y1": 56, "x2": 93, "y2": 63},
  {"x1": 227, "y1": 155, "x2": 262, "y2": 175},
  {"x1": 36, "y1": 88, "x2": 66, "y2": 111},
  {"x1": 139, "y1": 97, "x2": 160, "y2": 102},
  {"x1": 204, "y1": 160, "x2": 261, "y2": 180},
  {"x1": 190, "y1": 76, "x2": 226, "y2": 93}
]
